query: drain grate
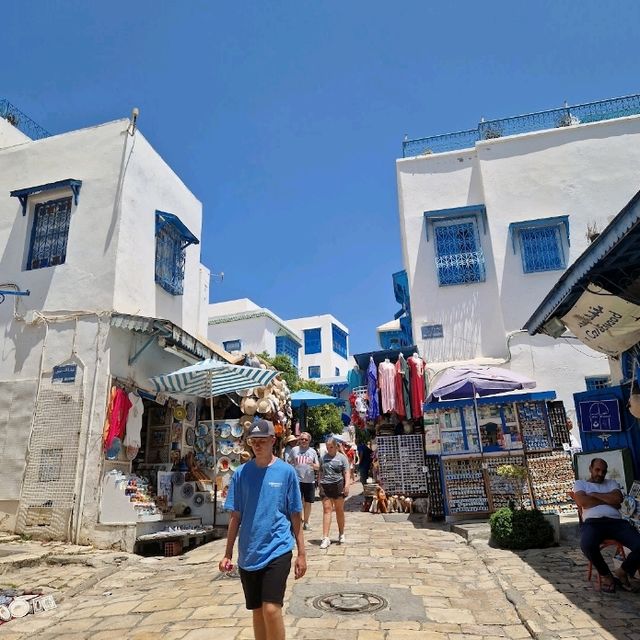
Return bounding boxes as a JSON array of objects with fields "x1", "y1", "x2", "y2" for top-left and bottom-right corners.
[{"x1": 311, "y1": 591, "x2": 388, "y2": 614}]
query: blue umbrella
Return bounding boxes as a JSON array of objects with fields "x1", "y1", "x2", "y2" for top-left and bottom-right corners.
[{"x1": 289, "y1": 390, "x2": 344, "y2": 407}]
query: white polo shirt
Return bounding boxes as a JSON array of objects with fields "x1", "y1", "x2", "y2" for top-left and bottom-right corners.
[{"x1": 573, "y1": 479, "x2": 622, "y2": 520}]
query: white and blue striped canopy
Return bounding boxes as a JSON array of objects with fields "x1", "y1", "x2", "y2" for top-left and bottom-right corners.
[{"x1": 149, "y1": 358, "x2": 280, "y2": 398}]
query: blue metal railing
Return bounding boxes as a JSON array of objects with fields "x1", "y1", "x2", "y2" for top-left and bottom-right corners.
[
  {"x1": 402, "y1": 94, "x2": 640, "y2": 157},
  {"x1": 0, "y1": 99, "x2": 51, "y2": 141}
]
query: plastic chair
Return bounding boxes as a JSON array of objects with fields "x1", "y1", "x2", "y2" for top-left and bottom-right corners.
[{"x1": 568, "y1": 491, "x2": 626, "y2": 587}]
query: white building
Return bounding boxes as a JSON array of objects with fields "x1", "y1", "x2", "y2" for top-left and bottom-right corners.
[
  {"x1": 208, "y1": 299, "x2": 302, "y2": 369},
  {"x1": 397, "y1": 95, "x2": 640, "y2": 418},
  {"x1": 286, "y1": 314, "x2": 350, "y2": 383},
  {"x1": 0, "y1": 101, "x2": 230, "y2": 549}
]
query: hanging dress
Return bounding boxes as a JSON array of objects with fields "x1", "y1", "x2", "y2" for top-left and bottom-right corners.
[
  {"x1": 396, "y1": 354, "x2": 411, "y2": 420},
  {"x1": 408, "y1": 355, "x2": 426, "y2": 419},
  {"x1": 366, "y1": 358, "x2": 380, "y2": 421},
  {"x1": 378, "y1": 360, "x2": 396, "y2": 414}
]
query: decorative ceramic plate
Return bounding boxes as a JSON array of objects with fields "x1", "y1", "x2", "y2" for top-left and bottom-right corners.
[
  {"x1": 219, "y1": 423, "x2": 231, "y2": 438},
  {"x1": 195, "y1": 437, "x2": 208, "y2": 452},
  {"x1": 181, "y1": 483, "x2": 195, "y2": 499},
  {"x1": 217, "y1": 456, "x2": 231, "y2": 473},
  {"x1": 173, "y1": 472, "x2": 185, "y2": 487},
  {"x1": 230, "y1": 460, "x2": 240, "y2": 472},
  {"x1": 206, "y1": 454, "x2": 216, "y2": 468},
  {"x1": 233, "y1": 441, "x2": 244, "y2": 455},
  {"x1": 8, "y1": 599, "x2": 30, "y2": 618},
  {"x1": 218, "y1": 440, "x2": 233, "y2": 455},
  {"x1": 185, "y1": 427, "x2": 195, "y2": 447},
  {"x1": 0, "y1": 605, "x2": 10, "y2": 622},
  {"x1": 196, "y1": 424, "x2": 209, "y2": 437},
  {"x1": 231, "y1": 423, "x2": 243, "y2": 438},
  {"x1": 195, "y1": 452, "x2": 207, "y2": 466},
  {"x1": 621, "y1": 495, "x2": 637, "y2": 517},
  {"x1": 186, "y1": 402, "x2": 196, "y2": 422},
  {"x1": 173, "y1": 405, "x2": 186, "y2": 421},
  {"x1": 193, "y1": 493, "x2": 205, "y2": 507}
]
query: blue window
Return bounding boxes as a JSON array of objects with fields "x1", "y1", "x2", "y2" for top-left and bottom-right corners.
[
  {"x1": 27, "y1": 197, "x2": 72, "y2": 270},
  {"x1": 380, "y1": 331, "x2": 403, "y2": 350},
  {"x1": 304, "y1": 328, "x2": 322, "y2": 354},
  {"x1": 223, "y1": 340, "x2": 242, "y2": 352},
  {"x1": 434, "y1": 220, "x2": 486, "y2": 286},
  {"x1": 155, "y1": 211, "x2": 199, "y2": 296},
  {"x1": 332, "y1": 324, "x2": 348, "y2": 358},
  {"x1": 585, "y1": 376, "x2": 611, "y2": 391},
  {"x1": 308, "y1": 366, "x2": 321, "y2": 379},
  {"x1": 275, "y1": 335, "x2": 300, "y2": 368},
  {"x1": 509, "y1": 216, "x2": 569, "y2": 274}
]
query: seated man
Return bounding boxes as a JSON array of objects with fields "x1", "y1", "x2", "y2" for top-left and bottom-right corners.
[{"x1": 573, "y1": 457, "x2": 640, "y2": 592}]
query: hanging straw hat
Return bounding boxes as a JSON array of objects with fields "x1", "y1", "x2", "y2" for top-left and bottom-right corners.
[
  {"x1": 241, "y1": 397, "x2": 257, "y2": 415},
  {"x1": 255, "y1": 386, "x2": 269, "y2": 398},
  {"x1": 237, "y1": 387, "x2": 254, "y2": 398},
  {"x1": 256, "y1": 397, "x2": 272, "y2": 414}
]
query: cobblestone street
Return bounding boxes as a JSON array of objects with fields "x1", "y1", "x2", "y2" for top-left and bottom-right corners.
[{"x1": 1, "y1": 488, "x2": 639, "y2": 640}]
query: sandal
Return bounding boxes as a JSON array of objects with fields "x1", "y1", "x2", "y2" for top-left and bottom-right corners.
[
  {"x1": 613, "y1": 576, "x2": 639, "y2": 593},
  {"x1": 599, "y1": 579, "x2": 616, "y2": 594}
]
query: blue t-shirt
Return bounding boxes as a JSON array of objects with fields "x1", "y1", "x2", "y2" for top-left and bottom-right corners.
[{"x1": 224, "y1": 458, "x2": 302, "y2": 571}]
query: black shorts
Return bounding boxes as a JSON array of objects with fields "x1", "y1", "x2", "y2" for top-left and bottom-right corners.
[
  {"x1": 299, "y1": 482, "x2": 315, "y2": 504},
  {"x1": 319, "y1": 480, "x2": 344, "y2": 500},
  {"x1": 239, "y1": 551, "x2": 292, "y2": 610}
]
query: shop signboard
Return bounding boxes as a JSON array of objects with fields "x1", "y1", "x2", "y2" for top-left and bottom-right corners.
[
  {"x1": 52, "y1": 364, "x2": 77, "y2": 384},
  {"x1": 578, "y1": 398, "x2": 622, "y2": 433},
  {"x1": 421, "y1": 324, "x2": 444, "y2": 339},
  {"x1": 561, "y1": 285, "x2": 640, "y2": 357}
]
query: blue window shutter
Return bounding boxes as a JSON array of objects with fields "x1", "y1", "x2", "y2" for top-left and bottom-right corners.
[
  {"x1": 223, "y1": 340, "x2": 242, "y2": 352},
  {"x1": 276, "y1": 336, "x2": 299, "y2": 368},
  {"x1": 308, "y1": 366, "x2": 321, "y2": 379},
  {"x1": 27, "y1": 197, "x2": 72, "y2": 270},
  {"x1": 434, "y1": 220, "x2": 486, "y2": 286},
  {"x1": 519, "y1": 226, "x2": 565, "y2": 273},
  {"x1": 304, "y1": 328, "x2": 322, "y2": 354},
  {"x1": 331, "y1": 324, "x2": 348, "y2": 357},
  {"x1": 585, "y1": 376, "x2": 611, "y2": 391}
]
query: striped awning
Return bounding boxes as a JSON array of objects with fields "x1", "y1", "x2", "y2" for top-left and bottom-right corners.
[{"x1": 149, "y1": 358, "x2": 279, "y2": 398}]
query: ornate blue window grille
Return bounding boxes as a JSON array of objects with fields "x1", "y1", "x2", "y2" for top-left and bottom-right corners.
[
  {"x1": 26, "y1": 197, "x2": 72, "y2": 270},
  {"x1": 585, "y1": 376, "x2": 611, "y2": 391},
  {"x1": 519, "y1": 226, "x2": 565, "y2": 273},
  {"x1": 304, "y1": 328, "x2": 322, "y2": 355},
  {"x1": 275, "y1": 335, "x2": 300, "y2": 368},
  {"x1": 308, "y1": 366, "x2": 321, "y2": 379},
  {"x1": 155, "y1": 211, "x2": 199, "y2": 296},
  {"x1": 434, "y1": 221, "x2": 485, "y2": 286},
  {"x1": 332, "y1": 324, "x2": 348, "y2": 358},
  {"x1": 223, "y1": 340, "x2": 242, "y2": 352}
]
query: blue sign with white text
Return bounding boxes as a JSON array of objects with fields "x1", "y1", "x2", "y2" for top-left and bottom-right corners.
[
  {"x1": 52, "y1": 364, "x2": 77, "y2": 384},
  {"x1": 579, "y1": 399, "x2": 622, "y2": 433}
]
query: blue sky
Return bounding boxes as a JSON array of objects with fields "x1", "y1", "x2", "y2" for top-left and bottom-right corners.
[{"x1": 3, "y1": 2, "x2": 640, "y2": 354}]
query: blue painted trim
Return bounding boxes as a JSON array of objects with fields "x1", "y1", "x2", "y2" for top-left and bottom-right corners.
[
  {"x1": 0, "y1": 289, "x2": 30, "y2": 297},
  {"x1": 524, "y1": 188, "x2": 640, "y2": 335},
  {"x1": 423, "y1": 390, "x2": 556, "y2": 412},
  {"x1": 155, "y1": 211, "x2": 199, "y2": 246},
  {"x1": 509, "y1": 215, "x2": 570, "y2": 253},
  {"x1": 10, "y1": 179, "x2": 82, "y2": 215},
  {"x1": 424, "y1": 204, "x2": 487, "y2": 241}
]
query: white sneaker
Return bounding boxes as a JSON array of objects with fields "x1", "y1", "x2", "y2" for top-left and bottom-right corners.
[
  {"x1": 338, "y1": 533, "x2": 346, "y2": 544},
  {"x1": 303, "y1": 522, "x2": 312, "y2": 531},
  {"x1": 320, "y1": 537, "x2": 331, "y2": 549}
]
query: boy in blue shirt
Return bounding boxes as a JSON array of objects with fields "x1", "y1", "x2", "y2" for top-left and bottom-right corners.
[{"x1": 219, "y1": 419, "x2": 306, "y2": 640}]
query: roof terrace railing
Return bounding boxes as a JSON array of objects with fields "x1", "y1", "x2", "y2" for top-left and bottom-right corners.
[
  {"x1": 0, "y1": 99, "x2": 51, "y2": 141},
  {"x1": 402, "y1": 93, "x2": 640, "y2": 158}
]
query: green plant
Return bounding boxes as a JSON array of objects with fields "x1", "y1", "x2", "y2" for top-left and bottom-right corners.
[
  {"x1": 496, "y1": 464, "x2": 528, "y2": 509},
  {"x1": 490, "y1": 507, "x2": 555, "y2": 550}
]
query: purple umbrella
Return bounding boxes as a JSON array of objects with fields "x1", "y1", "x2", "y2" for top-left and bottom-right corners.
[{"x1": 427, "y1": 366, "x2": 536, "y2": 402}]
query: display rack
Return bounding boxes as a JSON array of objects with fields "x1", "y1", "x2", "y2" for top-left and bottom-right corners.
[
  {"x1": 376, "y1": 434, "x2": 431, "y2": 495},
  {"x1": 517, "y1": 401, "x2": 553, "y2": 452},
  {"x1": 484, "y1": 453, "x2": 532, "y2": 510},
  {"x1": 526, "y1": 450, "x2": 576, "y2": 514},
  {"x1": 546, "y1": 401, "x2": 572, "y2": 449},
  {"x1": 424, "y1": 455, "x2": 445, "y2": 517},
  {"x1": 442, "y1": 457, "x2": 489, "y2": 515}
]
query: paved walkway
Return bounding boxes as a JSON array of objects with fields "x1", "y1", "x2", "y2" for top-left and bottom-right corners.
[{"x1": 1, "y1": 485, "x2": 639, "y2": 639}]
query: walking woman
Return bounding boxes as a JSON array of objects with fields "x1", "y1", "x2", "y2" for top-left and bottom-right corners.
[{"x1": 318, "y1": 436, "x2": 350, "y2": 549}]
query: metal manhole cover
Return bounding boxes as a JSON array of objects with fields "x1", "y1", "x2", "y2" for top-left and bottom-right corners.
[{"x1": 311, "y1": 591, "x2": 388, "y2": 614}]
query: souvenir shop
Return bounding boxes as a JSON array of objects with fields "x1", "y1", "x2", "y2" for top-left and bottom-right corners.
[
  {"x1": 98, "y1": 356, "x2": 293, "y2": 555},
  {"x1": 349, "y1": 347, "x2": 442, "y2": 516},
  {"x1": 423, "y1": 392, "x2": 576, "y2": 521}
]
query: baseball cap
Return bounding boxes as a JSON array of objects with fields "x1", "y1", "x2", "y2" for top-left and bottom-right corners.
[{"x1": 247, "y1": 419, "x2": 275, "y2": 438}]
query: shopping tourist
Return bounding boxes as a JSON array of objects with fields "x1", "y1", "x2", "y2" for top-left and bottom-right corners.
[
  {"x1": 318, "y1": 436, "x2": 351, "y2": 549},
  {"x1": 287, "y1": 431, "x2": 319, "y2": 531},
  {"x1": 219, "y1": 419, "x2": 306, "y2": 640}
]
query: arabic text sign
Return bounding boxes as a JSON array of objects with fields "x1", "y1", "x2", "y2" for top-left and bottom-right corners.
[{"x1": 561, "y1": 285, "x2": 640, "y2": 356}]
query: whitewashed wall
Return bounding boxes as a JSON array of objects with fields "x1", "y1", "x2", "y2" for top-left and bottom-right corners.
[
  {"x1": 397, "y1": 116, "x2": 640, "y2": 412},
  {"x1": 208, "y1": 315, "x2": 276, "y2": 357},
  {"x1": 287, "y1": 315, "x2": 350, "y2": 379},
  {"x1": 0, "y1": 118, "x2": 32, "y2": 148}
]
